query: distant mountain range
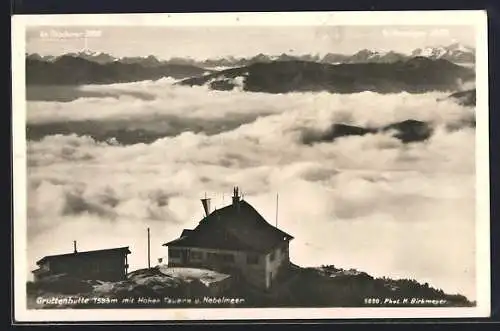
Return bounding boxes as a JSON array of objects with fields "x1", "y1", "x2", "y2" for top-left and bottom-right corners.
[
  {"x1": 301, "y1": 119, "x2": 434, "y2": 145},
  {"x1": 26, "y1": 43, "x2": 475, "y2": 69},
  {"x1": 299, "y1": 89, "x2": 476, "y2": 146},
  {"x1": 179, "y1": 57, "x2": 475, "y2": 94},
  {"x1": 26, "y1": 50, "x2": 165, "y2": 66},
  {"x1": 25, "y1": 43, "x2": 475, "y2": 89},
  {"x1": 26, "y1": 55, "x2": 209, "y2": 85},
  {"x1": 411, "y1": 43, "x2": 475, "y2": 63},
  {"x1": 446, "y1": 89, "x2": 476, "y2": 107}
]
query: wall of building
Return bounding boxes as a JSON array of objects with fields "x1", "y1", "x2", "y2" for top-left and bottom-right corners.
[
  {"x1": 40, "y1": 252, "x2": 128, "y2": 281},
  {"x1": 265, "y1": 241, "x2": 290, "y2": 288},
  {"x1": 168, "y1": 246, "x2": 267, "y2": 288},
  {"x1": 33, "y1": 262, "x2": 51, "y2": 281}
]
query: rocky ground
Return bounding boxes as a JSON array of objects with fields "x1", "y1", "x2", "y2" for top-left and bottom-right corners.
[{"x1": 26, "y1": 264, "x2": 474, "y2": 309}]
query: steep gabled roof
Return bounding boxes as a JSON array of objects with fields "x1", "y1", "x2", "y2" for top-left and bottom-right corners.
[
  {"x1": 36, "y1": 246, "x2": 131, "y2": 265},
  {"x1": 181, "y1": 229, "x2": 194, "y2": 237},
  {"x1": 163, "y1": 200, "x2": 294, "y2": 253}
]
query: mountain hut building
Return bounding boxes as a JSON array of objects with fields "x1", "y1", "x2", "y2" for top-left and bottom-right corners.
[
  {"x1": 32, "y1": 246, "x2": 131, "y2": 282},
  {"x1": 163, "y1": 187, "x2": 294, "y2": 289}
]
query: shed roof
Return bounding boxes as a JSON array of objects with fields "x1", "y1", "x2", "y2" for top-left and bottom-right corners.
[
  {"x1": 163, "y1": 200, "x2": 293, "y2": 253},
  {"x1": 36, "y1": 246, "x2": 131, "y2": 265}
]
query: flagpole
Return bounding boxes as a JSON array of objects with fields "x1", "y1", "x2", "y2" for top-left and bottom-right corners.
[{"x1": 147, "y1": 227, "x2": 151, "y2": 269}]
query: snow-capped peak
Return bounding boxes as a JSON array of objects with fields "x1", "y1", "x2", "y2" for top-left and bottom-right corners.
[
  {"x1": 411, "y1": 43, "x2": 475, "y2": 63},
  {"x1": 80, "y1": 49, "x2": 101, "y2": 56},
  {"x1": 446, "y1": 42, "x2": 474, "y2": 53},
  {"x1": 414, "y1": 46, "x2": 447, "y2": 58},
  {"x1": 368, "y1": 50, "x2": 389, "y2": 59}
]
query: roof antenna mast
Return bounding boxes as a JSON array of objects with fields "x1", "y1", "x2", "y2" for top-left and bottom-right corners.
[
  {"x1": 275, "y1": 193, "x2": 279, "y2": 228},
  {"x1": 73, "y1": 240, "x2": 77, "y2": 253}
]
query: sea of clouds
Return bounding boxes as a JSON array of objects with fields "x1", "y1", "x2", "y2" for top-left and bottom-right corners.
[{"x1": 25, "y1": 78, "x2": 476, "y2": 300}]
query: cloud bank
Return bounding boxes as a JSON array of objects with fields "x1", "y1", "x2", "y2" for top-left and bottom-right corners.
[{"x1": 26, "y1": 79, "x2": 476, "y2": 300}]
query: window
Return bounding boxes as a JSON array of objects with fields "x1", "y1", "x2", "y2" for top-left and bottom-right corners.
[
  {"x1": 169, "y1": 249, "x2": 181, "y2": 258},
  {"x1": 190, "y1": 251, "x2": 204, "y2": 260},
  {"x1": 207, "y1": 252, "x2": 234, "y2": 263},
  {"x1": 247, "y1": 254, "x2": 259, "y2": 265},
  {"x1": 222, "y1": 254, "x2": 234, "y2": 263}
]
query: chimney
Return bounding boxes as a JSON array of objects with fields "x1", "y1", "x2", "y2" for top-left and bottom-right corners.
[
  {"x1": 232, "y1": 186, "x2": 241, "y2": 211},
  {"x1": 73, "y1": 240, "x2": 77, "y2": 254},
  {"x1": 201, "y1": 193, "x2": 211, "y2": 217}
]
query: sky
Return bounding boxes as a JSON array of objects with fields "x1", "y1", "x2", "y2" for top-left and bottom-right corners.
[{"x1": 26, "y1": 25, "x2": 476, "y2": 60}]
